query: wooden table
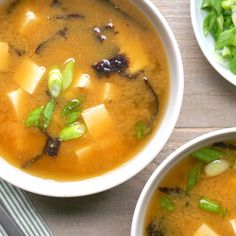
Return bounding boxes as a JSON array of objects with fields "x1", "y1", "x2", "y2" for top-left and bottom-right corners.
[{"x1": 27, "y1": 0, "x2": 236, "y2": 235}]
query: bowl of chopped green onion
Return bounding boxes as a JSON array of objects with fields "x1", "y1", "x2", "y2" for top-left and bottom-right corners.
[{"x1": 191, "y1": 0, "x2": 236, "y2": 85}]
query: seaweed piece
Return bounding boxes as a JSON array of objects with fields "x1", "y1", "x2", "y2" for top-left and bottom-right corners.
[
  {"x1": 213, "y1": 142, "x2": 236, "y2": 150},
  {"x1": 92, "y1": 54, "x2": 129, "y2": 75},
  {"x1": 98, "y1": 0, "x2": 148, "y2": 30},
  {"x1": 22, "y1": 155, "x2": 42, "y2": 169},
  {"x1": 158, "y1": 186, "x2": 184, "y2": 195},
  {"x1": 9, "y1": 44, "x2": 25, "y2": 56},
  {"x1": 44, "y1": 136, "x2": 61, "y2": 157},
  {"x1": 35, "y1": 27, "x2": 68, "y2": 54},
  {"x1": 48, "y1": 13, "x2": 85, "y2": 20},
  {"x1": 50, "y1": 0, "x2": 61, "y2": 7},
  {"x1": 6, "y1": 0, "x2": 20, "y2": 14},
  {"x1": 147, "y1": 220, "x2": 164, "y2": 236},
  {"x1": 143, "y1": 77, "x2": 159, "y2": 125}
]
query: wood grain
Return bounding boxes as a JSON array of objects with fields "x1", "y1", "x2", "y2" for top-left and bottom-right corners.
[{"x1": 27, "y1": 0, "x2": 236, "y2": 235}]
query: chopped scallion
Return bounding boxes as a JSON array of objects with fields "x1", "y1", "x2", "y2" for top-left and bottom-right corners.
[
  {"x1": 59, "y1": 123, "x2": 86, "y2": 141},
  {"x1": 198, "y1": 197, "x2": 222, "y2": 213},
  {"x1": 160, "y1": 196, "x2": 176, "y2": 212},
  {"x1": 62, "y1": 58, "x2": 75, "y2": 90},
  {"x1": 185, "y1": 163, "x2": 201, "y2": 194},
  {"x1": 135, "y1": 121, "x2": 150, "y2": 139},
  {"x1": 48, "y1": 67, "x2": 63, "y2": 98},
  {"x1": 25, "y1": 106, "x2": 44, "y2": 128}
]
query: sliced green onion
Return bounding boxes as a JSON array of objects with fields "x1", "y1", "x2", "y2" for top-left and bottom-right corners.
[
  {"x1": 42, "y1": 100, "x2": 56, "y2": 130},
  {"x1": 66, "y1": 111, "x2": 81, "y2": 125},
  {"x1": 62, "y1": 58, "x2": 75, "y2": 90},
  {"x1": 48, "y1": 67, "x2": 63, "y2": 98},
  {"x1": 204, "y1": 159, "x2": 230, "y2": 177},
  {"x1": 160, "y1": 196, "x2": 176, "y2": 212},
  {"x1": 61, "y1": 98, "x2": 83, "y2": 117},
  {"x1": 25, "y1": 106, "x2": 44, "y2": 128},
  {"x1": 185, "y1": 164, "x2": 201, "y2": 194},
  {"x1": 59, "y1": 123, "x2": 86, "y2": 141},
  {"x1": 203, "y1": 11, "x2": 217, "y2": 35},
  {"x1": 191, "y1": 147, "x2": 225, "y2": 163},
  {"x1": 135, "y1": 121, "x2": 150, "y2": 139},
  {"x1": 198, "y1": 197, "x2": 222, "y2": 213}
]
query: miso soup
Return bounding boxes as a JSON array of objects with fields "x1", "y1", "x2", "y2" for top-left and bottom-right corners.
[
  {"x1": 145, "y1": 142, "x2": 236, "y2": 236},
  {"x1": 0, "y1": 0, "x2": 169, "y2": 180}
]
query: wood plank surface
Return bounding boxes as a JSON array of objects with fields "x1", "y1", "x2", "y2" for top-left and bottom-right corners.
[{"x1": 27, "y1": 0, "x2": 236, "y2": 235}]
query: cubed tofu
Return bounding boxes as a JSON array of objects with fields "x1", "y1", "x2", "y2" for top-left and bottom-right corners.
[
  {"x1": 0, "y1": 42, "x2": 9, "y2": 72},
  {"x1": 82, "y1": 104, "x2": 113, "y2": 139},
  {"x1": 19, "y1": 11, "x2": 38, "y2": 34},
  {"x1": 8, "y1": 88, "x2": 31, "y2": 120},
  {"x1": 102, "y1": 83, "x2": 114, "y2": 102},
  {"x1": 230, "y1": 219, "x2": 236, "y2": 234},
  {"x1": 13, "y1": 59, "x2": 46, "y2": 94},
  {"x1": 74, "y1": 74, "x2": 91, "y2": 89},
  {"x1": 117, "y1": 30, "x2": 150, "y2": 73},
  {"x1": 194, "y1": 224, "x2": 219, "y2": 236}
]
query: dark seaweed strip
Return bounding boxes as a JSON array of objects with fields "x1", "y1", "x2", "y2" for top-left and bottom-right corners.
[
  {"x1": 48, "y1": 13, "x2": 85, "y2": 20},
  {"x1": 158, "y1": 186, "x2": 184, "y2": 195},
  {"x1": 6, "y1": 0, "x2": 20, "y2": 14},
  {"x1": 213, "y1": 142, "x2": 236, "y2": 150},
  {"x1": 50, "y1": 0, "x2": 61, "y2": 7},
  {"x1": 22, "y1": 155, "x2": 41, "y2": 168},
  {"x1": 92, "y1": 54, "x2": 129, "y2": 75},
  {"x1": 144, "y1": 77, "x2": 159, "y2": 125},
  {"x1": 35, "y1": 27, "x2": 68, "y2": 54},
  {"x1": 147, "y1": 220, "x2": 164, "y2": 236},
  {"x1": 98, "y1": 0, "x2": 148, "y2": 30},
  {"x1": 9, "y1": 44, "x2": 25, "y2": 56}
]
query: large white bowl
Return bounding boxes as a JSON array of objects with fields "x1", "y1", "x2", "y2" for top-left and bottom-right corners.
[
  {"x1": 191, "y1": 0, "x2": 236, "y2": 86},
  {"x1": 131, "y1": 128, "x2": 236, "y2": 236},
  {"x1": 0, "y1": 0, "x2": 184, "y2": 197}
]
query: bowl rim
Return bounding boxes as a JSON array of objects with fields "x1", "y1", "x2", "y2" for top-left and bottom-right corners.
[
  {"x1": 131, "y1": 127, "x2": 236, "y2": 236},
  {"x1": 0, "y1": 0, "x2": 184, "y2": 197},
  {"x1": 190, "y1": 0, "x2": 236, "y2": 86}
]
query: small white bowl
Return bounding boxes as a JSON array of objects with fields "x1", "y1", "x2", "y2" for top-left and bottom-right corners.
[
  {"x1": 131, "y1": 127, "x2": 236, "y2": 236},
  {"x1": 191, "y1": 0, "x2": 236, "y2": 86},
  {"x1": 0, "y1": 0, "x2": 183, "y2": 197}
]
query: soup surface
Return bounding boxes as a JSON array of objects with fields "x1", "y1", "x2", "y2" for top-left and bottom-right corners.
[
  {"x1": 145, "y1": 142, "x2": 236, "y2": 236},
  {"x1": 0, "y1": 0, "x2": 169, "y2": 180}
]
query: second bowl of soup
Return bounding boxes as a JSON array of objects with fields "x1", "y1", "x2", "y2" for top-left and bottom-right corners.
[{"x1": 0, "y1": 0, "x2": 183, "y2": 196}]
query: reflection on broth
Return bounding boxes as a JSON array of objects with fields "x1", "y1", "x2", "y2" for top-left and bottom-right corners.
[
  {"x1": 0, "y1": 0, "x2": 169, "y2": 180},
  {"x1": 145, "y1": 142, "x2": 236, "y2": 236}
]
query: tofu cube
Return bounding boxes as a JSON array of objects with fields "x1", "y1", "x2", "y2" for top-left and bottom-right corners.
[
  {"x1": 102, "y1": 83, "x2": 114, "y2": 102},
  {"x1": 13, "y1": 59, "x2": 46, "y2": 94},
  {"x1": 19, "y1": 11, "x2": 38, "y2": 34},
  {"x1": 194, "y1": 224, "x2": 219, "y2": 236},
  {"x1": 74, "y1": 74, "x2": 91, "y2": 89},
  {"x1": 117, "y1": 31, "x2": 150, "y2": 73},
  {"x1": 230, "y1": 219, "x2": 236, "y2": 234},
  {"x1": 82, "y1": 104, "x2": 113, "y2": 139},
  {"x1": 8, "y1": 88, "x2": 31, "y2": 120},
  {"x1": 75, "y1": 145, "x2": 98, "y2": 160},
  {"x1": 0, "y1": 42, "x2": 9, "y2": 72}
]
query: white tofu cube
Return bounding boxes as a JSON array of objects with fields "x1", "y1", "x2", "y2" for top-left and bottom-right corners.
[
  {"x1": 8, "y1": 88, "x2": 31, "y2": 120},
  {"x1": 0, "y1": 42, "x2": 9, "y2": 72},
  {"x1": 230, "y1": 219, "x2": 236, "y2": 234},
  {"x1": 82, "y1": 104, "x2": 113, "y2": 139},
  {"x1": 117, "y1": 30, "x2": 150, "y2": 73},
  {"x1": 19, "y1": 11, "x2": 38, "y2": 34},
  {"x1": 74, "y1": 74, "x2": 91, "y2": 89},
  {"x1": 13, "y1": 59, "x2": 46, "y2": 94},
  {"x1": 102, "y1": 83, "x2": 114, "y2": 102},
  {"x1": 194, "y1": 224, "x2": 219, "y2": 236}
]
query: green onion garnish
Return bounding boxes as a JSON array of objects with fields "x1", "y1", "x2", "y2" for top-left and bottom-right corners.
[
  {"x1": 48, "y1": 67, "x2": 63, "y2": 98},
  {"x1": 185, "y1": 163, "x2": 201, "y2": 194},
  {"x1": 59, "y1": 123, "x2": 86, "y2": 141},
  {"x1": 62, "y1": 58, "x2": 75, "y2": 90},
  {"x1": 198, "y1": 197, "x2": 222, "y2": 213},
  {"x1": 160, "y1": 196, "x2": 176, "y2": 212},
  {"x1": 42, "y1": 100, "x2": 56, "y2": 130},
  {"x1": 191, "y1": 147, "x2": 225, "y2": 163},
  {"x1": 135, "y1": 121, "x2": 150, "y2": 139},
  {"x1": 25, "y1": 106, "x2": 44, "y2": 128}
]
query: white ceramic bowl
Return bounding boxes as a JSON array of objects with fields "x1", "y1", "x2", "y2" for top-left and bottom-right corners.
[
  {"x1": 191, "y1": 0, "x2": 236, "y2": 86},
  {"x1": 0, "y1": 0, "x2": 183, "y2": 197},
  {"x1": 131, "y1": 127, "x2": 236, "y2": 236}
]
